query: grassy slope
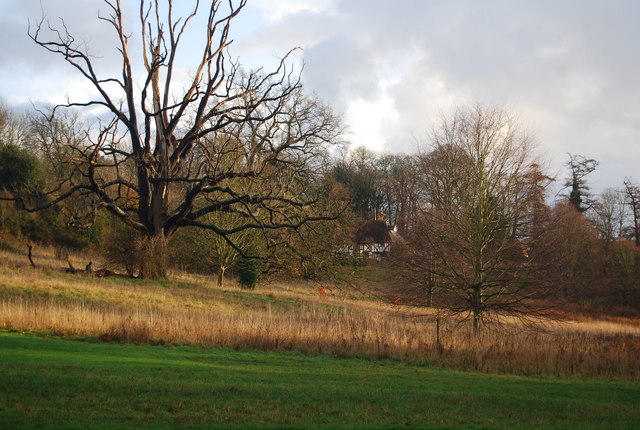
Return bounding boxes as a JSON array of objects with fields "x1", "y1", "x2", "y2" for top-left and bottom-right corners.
[{"x1": 1, "y1": 332, "x2": 639, "y2": 430}]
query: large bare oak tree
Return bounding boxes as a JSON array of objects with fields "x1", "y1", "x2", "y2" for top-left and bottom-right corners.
[{"x1": 24, "y1": 0, "x2": 342, "y2": 278}]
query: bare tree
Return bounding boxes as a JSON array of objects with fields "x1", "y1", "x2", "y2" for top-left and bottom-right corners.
[
  {"x1": 604, "y1": 239, "x2": 640, "y2": 307},
  {"x1": 333, "y1": 147, "x2": 386, "y2": 222},
  {"x1": 0, "y1": 104, "x2": 30, "y2": 149},
  {"x1": 590, "y1": 188, "x2": 627, "y2": 246},
  {"x1": 400, "y1": 105, "x2": 554, "y2": 331},
  {"x1": 543, "y1": 201, "x2": 604, "y2": 301},
  {"x1": 173, "y1": 211, "x2": 256, "y2": 288},
  {"x1": 22, "y1": 108, "x2": 100, "y2": 229},
  {"x1": 20, "y1": 0, "x2": 343, "y2": 278},
  {"x1": 623, "y1": 178, "x2": 640, "y2": 246}
]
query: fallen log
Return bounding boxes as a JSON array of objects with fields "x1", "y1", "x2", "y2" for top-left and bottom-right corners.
[{"x1": 64, "y1": 260, "x2": 132, "y2": 278}]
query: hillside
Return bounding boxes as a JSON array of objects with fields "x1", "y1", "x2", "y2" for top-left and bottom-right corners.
[{"x1": 1, "y1": 238, "x2": 640, "y2": 380}]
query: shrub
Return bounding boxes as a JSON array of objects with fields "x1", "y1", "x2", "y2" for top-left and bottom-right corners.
[{"x1": 236, "y1": 252, "x2": 262, "y2": 289}]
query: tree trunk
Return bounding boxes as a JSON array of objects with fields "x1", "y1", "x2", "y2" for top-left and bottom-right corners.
[
  {"x1": 139, "y1": 233, "x2": 169, "y2": 279},
  {"x1": 473, "y1": 309, "x2": 484, "y2": 333},
  {"x1": 217, "y1": 266, "x2": 226, "y2": 288},
  {"x1": 472, "y1": 284, "x2": 484, "y2": 333},
  {"x1": 27, "y1": 243, "x2": 36, "y2": 268}
]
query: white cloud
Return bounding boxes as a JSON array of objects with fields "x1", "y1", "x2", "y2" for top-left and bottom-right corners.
[
  {"x1": 562, "y1": 73, "x2": 602, "y2": 112},
  {"x1": 0, "y1": 0, "x2": 639, "y2": 194},
  {"x1": 345, "y1": 95, "x2": 399, "y2": 152},
  {"x1": 251, "y1": 0, "x2": 337, "y2": 22}
]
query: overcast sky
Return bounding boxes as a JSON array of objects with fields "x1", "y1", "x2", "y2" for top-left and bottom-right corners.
[{"x1": 0, "y1": 0, "x2": 638, "y2": 197}]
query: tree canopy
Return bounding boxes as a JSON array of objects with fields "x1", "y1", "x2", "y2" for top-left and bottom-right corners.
[{"x1": 20, "y1": 0, "x2": 344, "y2": 278}]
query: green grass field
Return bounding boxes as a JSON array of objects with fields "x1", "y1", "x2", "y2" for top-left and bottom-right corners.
[{"x1": 1, "y1": 332, "x2": 639, "y2": 429}]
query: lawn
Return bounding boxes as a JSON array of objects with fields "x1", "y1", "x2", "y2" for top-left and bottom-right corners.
[{"x1": 1, "y1": 332, "x2": 638, "y2": 429}]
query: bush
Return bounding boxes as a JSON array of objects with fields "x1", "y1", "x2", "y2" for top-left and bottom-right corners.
[
  {"x1": 98, "y1": 214, "x2": 140, "y2": 277},
  {"x1": 0, "y1": 144, "x2": 42, "y2": 194},
  {"x1": 236, "y1": 253, "x2": 262, "y2": 289}
]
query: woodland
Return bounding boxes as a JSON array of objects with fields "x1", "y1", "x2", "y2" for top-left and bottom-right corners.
[
  {"x1": 0, "y1": 0, "x2": 639, "y2": 333},
  {"x1": 2, "y1": 4, "x2": 640, "y2": 429}
]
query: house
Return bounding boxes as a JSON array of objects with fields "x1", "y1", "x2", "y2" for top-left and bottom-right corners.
[{"x1": 354, "y1": 216, "x2": 394, "y2": 261}]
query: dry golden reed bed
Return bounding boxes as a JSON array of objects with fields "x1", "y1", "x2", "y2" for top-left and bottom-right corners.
[{"x1": 1, "y1": 243, "x2": 640, "y2": 380}]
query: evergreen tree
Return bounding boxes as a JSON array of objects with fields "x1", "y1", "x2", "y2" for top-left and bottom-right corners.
[{"x1": 565, "y1": 153, "x2": 598, "y2": 213}]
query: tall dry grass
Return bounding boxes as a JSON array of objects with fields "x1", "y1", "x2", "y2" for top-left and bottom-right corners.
[
  {"x1": 1, "y1": 242, "x2": 640, "y2": 380},
  {"x1": 2, "y1": 295, "x2": 640, "y2": 380}
]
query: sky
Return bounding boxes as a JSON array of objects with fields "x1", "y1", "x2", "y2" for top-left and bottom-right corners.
[{"x1": 0, "y1": 0, "x2": 638, "y2": 197}]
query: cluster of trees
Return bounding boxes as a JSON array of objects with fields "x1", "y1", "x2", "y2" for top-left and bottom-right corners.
[
  {"x1": 334, "y1": 107, "x2": 640, "y2": 327},
  {"x1": 0, "y1": 94, "x2": 349, "y2": 287},
  {"x1": 0, "y1": 0, "x2": 638, "y2": 329},
  {"x1": 1, "y1": 0, "x2": 351, "y2": 287}
]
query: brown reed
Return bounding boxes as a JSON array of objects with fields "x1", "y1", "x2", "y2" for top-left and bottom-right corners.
[
  {"x1": 1, "y1": 243, "x2": 639, "y2": 380},
  {"x1": 1, "y1": 295, "x2": 639, "y2": 380}
]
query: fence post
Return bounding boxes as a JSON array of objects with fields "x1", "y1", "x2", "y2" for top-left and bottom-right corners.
[{"x1": 436, "y1": 316, "x2": 442, "y2": 354}]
